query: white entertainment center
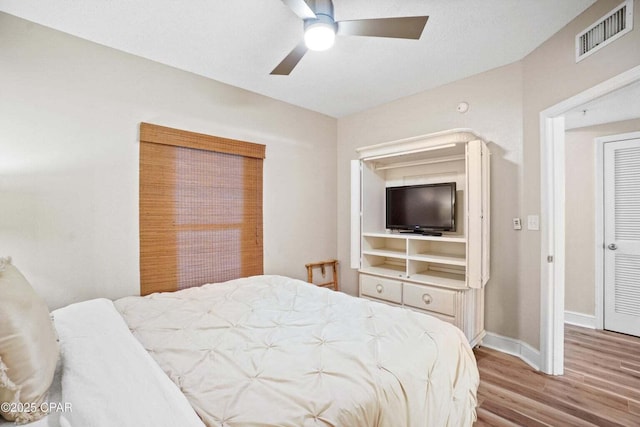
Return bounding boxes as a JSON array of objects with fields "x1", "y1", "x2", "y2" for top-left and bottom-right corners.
[{"x1": 350, "y1": 129, "x2": 490, "y2": 346}]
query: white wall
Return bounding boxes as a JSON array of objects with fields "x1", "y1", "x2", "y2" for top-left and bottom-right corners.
[
  {"x1": 564, "y1": 130, "x2": 597, "y2": 316},
  {"x1": 0, "y1": 13, "x2": 337, "y2": 310}
]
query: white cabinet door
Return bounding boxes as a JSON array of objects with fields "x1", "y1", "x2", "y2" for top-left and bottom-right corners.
[
  {"x1": 466, "y1": 140, "x2": 484, "y2": 289},
  {"x1": 481, "y1": 141, "x2": 490, "y2": 285},
  {"x1": 350, "y1": 160, "x2": 361, "y2": 269},
  {"x1": 604, "y1": 138, "x2": 640, "y2": 337}
]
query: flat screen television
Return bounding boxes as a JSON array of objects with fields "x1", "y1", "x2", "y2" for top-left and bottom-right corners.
[{"x1": 385, "y1": 182, "x2": 456, "y2": 233}]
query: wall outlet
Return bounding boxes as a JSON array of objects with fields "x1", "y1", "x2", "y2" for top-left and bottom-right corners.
[
  {"x1": 527, "y1": 215, "x2": 540, "y2": 231},
  {"x1": 512, "y1": 218, "x2": 522, "y2": 230}
]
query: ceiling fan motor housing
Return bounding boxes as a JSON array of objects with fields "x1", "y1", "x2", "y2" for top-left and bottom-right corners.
[
  {"x1": 304, "y1": 0, "x2": 336, "y2": 33},
  {"x1": 310, "y1": 0, "x2": 334, "y2": 18},
  {"x1": 304, "y1": 13, "x2": 337, "y2": 32},
  {"x1": 303, "y1": 0, "x2": 336, "y2": 51}
]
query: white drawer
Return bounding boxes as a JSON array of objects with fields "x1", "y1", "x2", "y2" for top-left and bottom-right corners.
[
  {"x1": 406, "y1": 306, "x2": 457, "y2": 326},
  {"x1": 403, "y1": 282, "x2": 456, "y2": 316},
  {"x1": 360, "y1": 296, "x2": 402, "y2": 308},
  {"x1": 360, "y1": 275, "x2": 402, "y2": 304}
]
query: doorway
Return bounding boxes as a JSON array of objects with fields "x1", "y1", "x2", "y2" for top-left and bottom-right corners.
[{"x1": 540, "y1": 64, "x2": 640, "y2": 375}]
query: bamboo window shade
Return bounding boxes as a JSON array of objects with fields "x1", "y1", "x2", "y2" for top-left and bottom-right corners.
[{"x1": 139, "y1": 123, "x2": 266, "y2": 296}]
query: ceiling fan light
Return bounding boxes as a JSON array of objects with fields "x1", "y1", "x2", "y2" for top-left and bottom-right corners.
[{"x1": 304, "y1": 22, "x2": 336, "y2": 51}]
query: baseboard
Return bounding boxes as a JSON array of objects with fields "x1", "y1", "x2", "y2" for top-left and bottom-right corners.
[
  {"x1": 481, "y1": 332, "x2": 541, "y2": 371},
  {"x1": 564, "y1": 310, "x2": 596, "y2": 329}
]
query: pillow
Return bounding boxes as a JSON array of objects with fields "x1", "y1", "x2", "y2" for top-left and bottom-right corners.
[
  {"x1": 0, "y1": 256, "x2": 9, "y2": 272},
  {"x1": 0, "y1": 257, "x2": 59, "y2": 424}
]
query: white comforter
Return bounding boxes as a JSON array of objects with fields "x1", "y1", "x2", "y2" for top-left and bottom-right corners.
[{"x1": 115, "y1": 275, "x2": 479, "y2": 426}]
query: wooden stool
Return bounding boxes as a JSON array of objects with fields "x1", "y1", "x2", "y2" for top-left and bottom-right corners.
[{"x1": 305, "y1": 259, "x2": 339, "y2": 291}]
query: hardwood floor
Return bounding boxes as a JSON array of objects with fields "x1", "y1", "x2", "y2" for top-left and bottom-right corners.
[{"x1": 473, "y1": 324, "x2": 640, "y2": 426}]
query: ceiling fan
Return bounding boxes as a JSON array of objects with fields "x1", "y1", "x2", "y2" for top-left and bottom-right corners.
[{"x1": 272, "y1": 0, "x2": 429, "y2": 75}]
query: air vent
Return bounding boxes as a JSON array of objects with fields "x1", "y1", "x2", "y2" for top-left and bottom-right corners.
[{"x1": 576, "y1": 0, "x2": 633, "y2": 62}]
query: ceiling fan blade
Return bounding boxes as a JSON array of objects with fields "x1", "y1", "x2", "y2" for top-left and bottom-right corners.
[
  {"x1": 337, "y1": 16, "x2": 429, "y2": 39},
  {"x1": 280, "y1": 0, "x2": 317, "y2": 20},
  {"x1": 271, "y1": 41, "x2": 308, "y2": 75}
]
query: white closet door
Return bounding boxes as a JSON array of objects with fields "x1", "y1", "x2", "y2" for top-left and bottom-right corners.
[{"x1": 604, "y1": 138, "x2": 640, "y2": 337}]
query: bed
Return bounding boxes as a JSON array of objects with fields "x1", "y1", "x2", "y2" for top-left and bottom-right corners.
[{"x1": 2, "y1": 272, "x2": 479, "y2": 427}]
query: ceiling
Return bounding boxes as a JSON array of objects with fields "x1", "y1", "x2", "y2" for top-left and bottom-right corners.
[
  {"x1": 565, "y1": 80, "x2": 640, "y2": 130},
  {"x1": 0, "y1": 0, "x2": 597, "y2": 117}
]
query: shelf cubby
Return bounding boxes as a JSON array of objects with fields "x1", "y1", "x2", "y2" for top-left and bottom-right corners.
[
  {"x1": 361, "y1": 254, "x2": 406, "y2": 279},
  {"x1": 362, "y1": 235, "x2": 406, "y2": 259},
  {"x1": 408, "y1": 239, "x2": 466, "y2": 267}
]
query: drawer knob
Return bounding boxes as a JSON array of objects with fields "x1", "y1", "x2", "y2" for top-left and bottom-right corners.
[
  {"x1": 376, "y1": 284, "x2": 384, "y2": 294},
  {"x1": 422, "y1": 294, "x2": 432, "y2": 305}
]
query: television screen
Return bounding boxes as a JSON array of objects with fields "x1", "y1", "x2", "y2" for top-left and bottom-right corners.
[{"x1": 386, "y1": 182, "x2": 456, "y2": 232}]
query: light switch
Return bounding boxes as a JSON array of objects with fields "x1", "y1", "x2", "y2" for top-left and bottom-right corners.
[
  {"x1": 513, "y1": 218, "x2": 522, "y2": 230},
  {"x1": 527, "y1": 215, "x2": 539, "y2": 231}
]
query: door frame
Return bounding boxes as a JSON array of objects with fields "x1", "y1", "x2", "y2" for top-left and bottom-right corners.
[
  {"x1": 595, "y1": 131, "x2": 640, "y2": 331},
  {"x1": 539, "y1": 64, "x2": 640, "y2": 375}
]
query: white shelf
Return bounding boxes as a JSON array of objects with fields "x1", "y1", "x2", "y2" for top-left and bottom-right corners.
[
  {"x1": 362, "y1": 248, "x2": 405, "y2": 259},
  {"x1": 363, "y1": 232, "x2": 407, "y2": 239},
  {"x1": 360, "y1": 266, "x2": 466, "y2": 289},
  {"x1": 360, "y1": 264, "x2": 406, "y2": 278},
  {"x1": 363, "y1": 231, "x2": 466, "y2": 243},
  {"x1": 408, "y1": 252, "x2": 466, "y2": 266},
  {"x1": 407, "y1": 270, "x2": 466, "y2": 289}
]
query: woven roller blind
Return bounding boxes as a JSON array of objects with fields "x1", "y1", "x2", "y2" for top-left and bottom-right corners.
[{"x1": 140, "y1": 123, "x2": 265, "y2": 295}]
